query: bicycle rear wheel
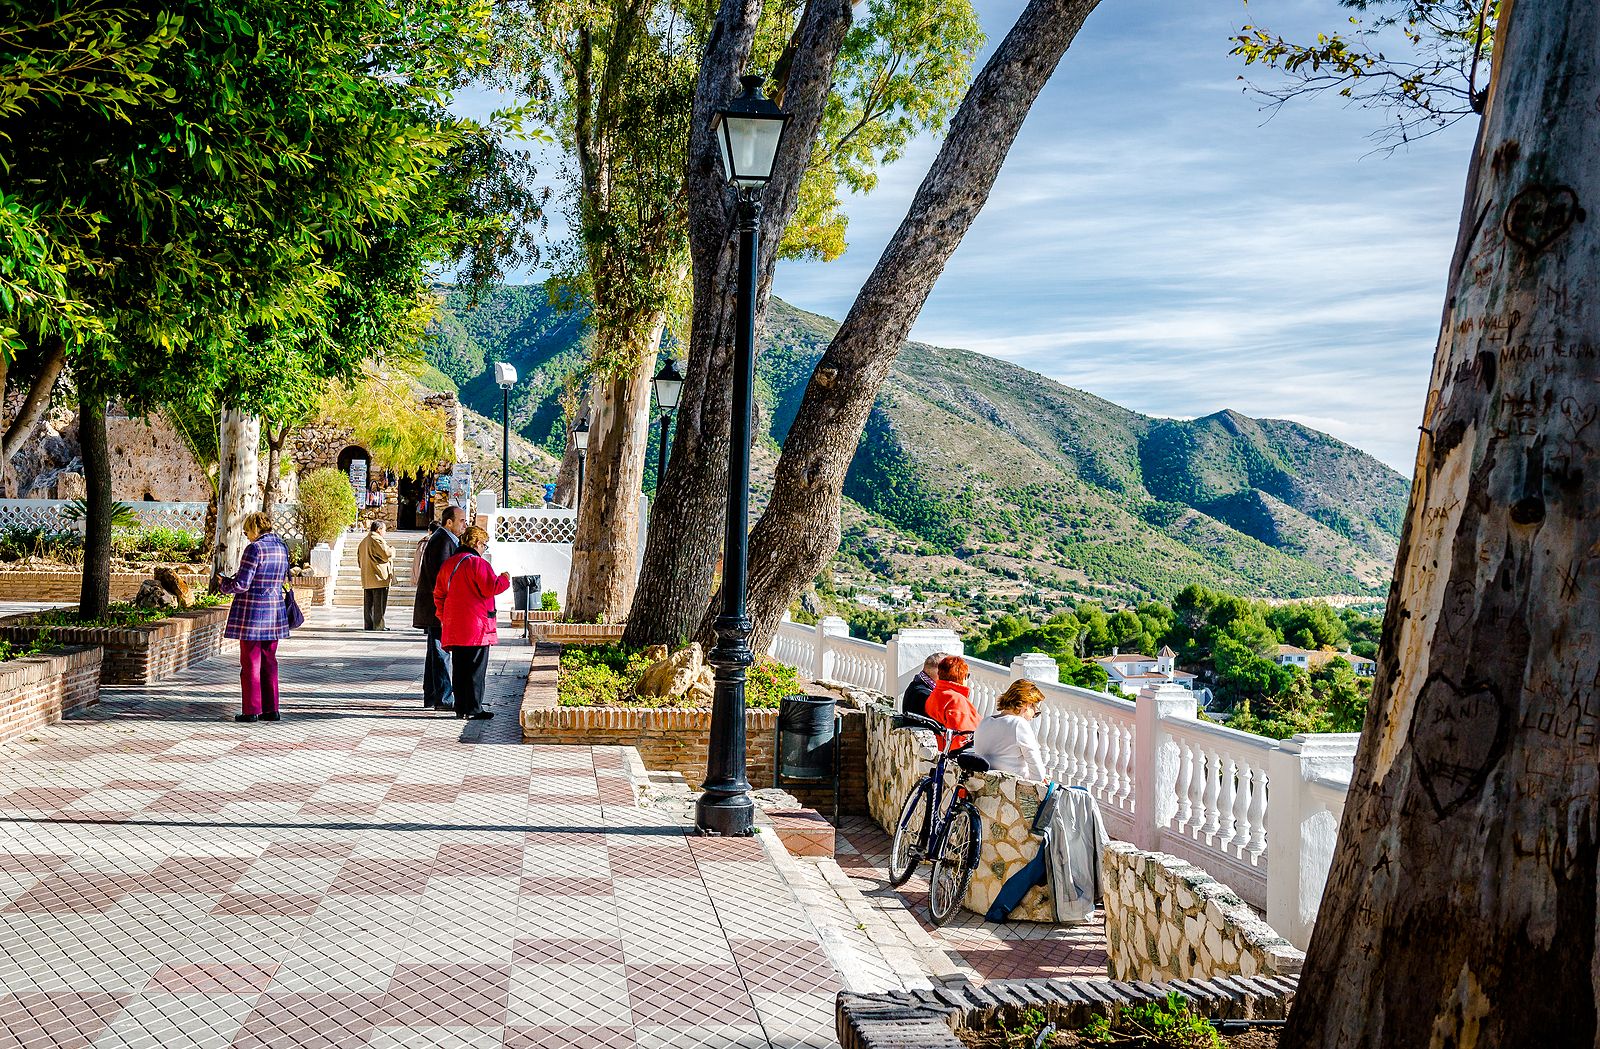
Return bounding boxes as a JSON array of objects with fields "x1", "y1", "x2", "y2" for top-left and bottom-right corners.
[
  {"x1": 887, "y1": 778, "x2": 934, "y2": 887},
  {"x1": 928, "y1": 801, "x2": 981, "y2": 927}
]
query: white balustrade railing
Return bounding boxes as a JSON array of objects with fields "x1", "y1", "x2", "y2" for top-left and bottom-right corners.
[{"x1": 769, "y1": 614, "x2": 1360, "y2": 949}]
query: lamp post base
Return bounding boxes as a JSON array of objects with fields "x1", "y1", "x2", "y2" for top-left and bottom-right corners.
[{"x1": 694, "y1": 790, "x2": 755, "y2": 837}]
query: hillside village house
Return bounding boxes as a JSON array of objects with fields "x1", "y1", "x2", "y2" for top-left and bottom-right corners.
[
  {"x1": 1094, "y1": 646, "x2": 1198, "y2": 696},
  {"x1": 1274, "y1": 644, "x2": 1378, "y2": 678}
]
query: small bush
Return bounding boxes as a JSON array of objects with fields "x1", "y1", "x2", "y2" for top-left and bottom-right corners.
[
  {"x1": 0, "y1": 635, "x2": 57, "y2": 664},
  {"x1": 541, "y1": 590, "x2": 560, "y2": 611},
  {"x1": 1081, "y1": 991, "x2": 1221, "y2": 1048},
  {"x1": 0, "y1": 528, "x2": 84, "y2": 565},
  {"x1": 746, "y1": 656, "x2": 802, "y2": 710},
  {"x1": 62, "y1": 498, "x2": 138, "y2": 529},
  {"x1": 297, "y1": 467, "x2": 358, "y2": 546},
  {"x1": 557, "y1": 643, "x2": 653, "y2": 707}
]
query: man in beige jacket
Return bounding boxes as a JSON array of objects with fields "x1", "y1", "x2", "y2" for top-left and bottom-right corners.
[{"x1": 356, "y1": 520, "x2": 395, "y2": 630}]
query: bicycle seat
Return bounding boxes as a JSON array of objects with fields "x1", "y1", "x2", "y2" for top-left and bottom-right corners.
[{"x1": 955, "y1": 751, "x2": 990, "y2": 774}]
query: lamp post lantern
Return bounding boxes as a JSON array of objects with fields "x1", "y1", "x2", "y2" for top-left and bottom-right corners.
[
  {"x1": 494, "y1": 362, "x2": 517, "y2": 508},
  {"x1": 697, "y1": 74, "x2": 791, "y2": 838},
  {"x1": 651, "y1": 359, "x2": 684, "y2": 495},
  {"x1": 571, "y1": 415, "x2": 590, "y2": 514}
]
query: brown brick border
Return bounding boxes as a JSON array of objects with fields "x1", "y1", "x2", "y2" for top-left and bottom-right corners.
[
  {"x1": 0, "y1": 645, "x2": 103, "y2": 747},
  {"x1": 0, "y1": 605, "x2": 231, "y2": 686},
  {"x1": 0, "y1": 569, "x2": 208, "y2": 604},
  {"x1": 836, "y1": 975, "x2": 1297, "y2": 1049}
]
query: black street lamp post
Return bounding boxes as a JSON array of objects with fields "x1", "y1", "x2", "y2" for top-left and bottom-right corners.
[
  {"x1": 651, "y1": 359, "x2": 684, "y2": 495},
  {"x1": 572, "y1": 415, "x2": 589, "y2": 514},
  {"x1": 495, "y1": 363, "x2": 517, "y2": 508},
  {"x1": 696, "y1": 74, "x2": 791, "y2": 838}
]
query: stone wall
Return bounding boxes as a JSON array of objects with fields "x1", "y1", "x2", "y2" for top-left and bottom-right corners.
[
  {"x1": 1103, "y1": 841, "x2": 1303, "y2": 982},
  {"x1": 862, "y1": 702, "x2": 1057, "y2": 921},
  {"x1": 522, "y1": 657, "x2": 869, "y2": 817},
  {"x1": 107, "y1": 414, "x2": 212, "y2": 502},
  {"x1": 0, "y1": 605, "x2": 230, "y2": 686},
  {"x1": 0, "y1": 646, "x2": 104, "y2": 747}
]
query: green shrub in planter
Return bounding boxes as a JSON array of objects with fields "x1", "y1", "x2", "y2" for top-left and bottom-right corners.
[
  {"x1": 541, "y1": 590, "x2": 561, "y2": 612},
  {"x1": 297, "y1": 467, "x2": 358, "y2": 546}
]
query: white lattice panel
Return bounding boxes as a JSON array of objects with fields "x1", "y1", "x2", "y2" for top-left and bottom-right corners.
[
  {"x1": 495, "y1": 513, "x2": 578, "y2": 545},
  {"x1": 0, "y1": 499, "x2": 71, "y2": 532},
  {"x1": 129, "y1": 502, "x2": 208, "y2": 534}
]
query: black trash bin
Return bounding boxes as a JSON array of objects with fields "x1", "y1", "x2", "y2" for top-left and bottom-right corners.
[
  {"x1": 775, "y1": 693, "x2": 841, "y2": 824},
  {"x1": 511, "y1": 574, "x2": 543, "y2": 611}
]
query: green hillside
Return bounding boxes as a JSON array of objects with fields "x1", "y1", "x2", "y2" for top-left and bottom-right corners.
[{"x1": 423, "y1": 284, "x2": 1408, "y2": 612}]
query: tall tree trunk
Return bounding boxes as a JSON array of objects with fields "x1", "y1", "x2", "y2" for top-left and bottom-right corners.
[
  {"x1": 564, "y1": 319, "x2": 665, "y2": 621},
  {"x1": 621, "y1": 0, "x2": 852, "y2": 648},
  {"x1": 723, "y1": 0, "x2": 1104, "y2": 651},
  {"x1": 1285, "y1": 1, "x2": 1600, "y2": 1045},
  {"x1": 211, "y1": 406, "x2": 261, "y2": 584},
  {"x1": 0, "y1": 336, "x2": 66, "y2": 463},
  {"x1": 76, "y1": 380, "x2": 112, "y2": 622},
  {"x1": 264, "y1": 423, "x2": 290, "y2": 506}
]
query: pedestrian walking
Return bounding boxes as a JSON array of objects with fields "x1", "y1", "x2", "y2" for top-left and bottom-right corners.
[
  {"x1": 218, "y1": 510, "x2": 293, "y2": 723},
  {"x1": 434, "y1": 525, "x2": 510, "y2": 721},
  {"x1": 413, "y1": 505, "x2": 468, "y2": 710},
  {"x1": 356, "y1": 520, "x2": 394, "y2": 630}
]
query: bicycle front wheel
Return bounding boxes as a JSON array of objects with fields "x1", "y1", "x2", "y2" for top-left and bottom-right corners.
[
  {"x1": 887, "y1": 778, "x2": 934, "y2": 887},
  {"x1": 928, "y1": 802, "x2": 981, "y2": 927}
]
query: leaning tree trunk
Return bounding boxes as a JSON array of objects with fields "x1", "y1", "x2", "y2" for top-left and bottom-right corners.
[
  {"x1": 263, "y1": 423, "x2": 291, "y2": 506},
  {"x1": 0, "y1": 336, "x2": 66, "y2": 463},
  {"x1": 565, "y1": 319, "x2": 665, "y2": 621},
  {"x1": 1284, "y1": 2, "x2": 1600, "y2": 1046},
  {"x1": 621, "y1": 0, "x2": 852, "y2": 648},
  {"x1": 76, "y1": 379, "x2": 112, "y2": 622},
  {"x1": 722, "y1": 0, "x2": 1104, "y2": 652},
  {"x1": 211, "y1": 406, "x2": 261, "y2": 584}
]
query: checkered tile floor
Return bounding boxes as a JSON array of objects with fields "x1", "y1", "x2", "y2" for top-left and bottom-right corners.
[
  {"x1": 835, "y1": 817, "x2": 1108, "y2": 982},
  {"x1": 0, "y1": 611, "x2": 841, "y2": 1048}
]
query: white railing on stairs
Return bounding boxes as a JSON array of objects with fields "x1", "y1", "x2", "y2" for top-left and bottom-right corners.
[{"x1": 770, "y1": 614, "x2": 1358, "y2": 950}]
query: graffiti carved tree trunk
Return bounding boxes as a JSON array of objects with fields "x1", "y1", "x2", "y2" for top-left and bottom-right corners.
[
  {"x1": 565, "y1": 319, "x2": 665, "y2": 620},
  {"x1": 722, "y1": 0, "x2": 1104, "y2": 651},
  {"x1": 1284, "y1": 1, "x2": 1600, "y2": 1045},
  {"x1": 212, "y1": 406, "x2": 261, "y2": 583}
]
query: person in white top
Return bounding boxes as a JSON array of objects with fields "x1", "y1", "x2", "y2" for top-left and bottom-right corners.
[{"x1": 974, "y1": 680, "x2": 1048, "y2": 782}]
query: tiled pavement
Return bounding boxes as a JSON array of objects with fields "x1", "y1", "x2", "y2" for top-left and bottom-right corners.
[
  {"x1": 834, "y1": 817, "x2": 1108, "y2": 983},
  {"x1": 0, "y1": 611, "x2": 842, "y2": 1049}
]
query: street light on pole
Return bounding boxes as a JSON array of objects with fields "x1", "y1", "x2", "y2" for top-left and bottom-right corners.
[
  {"x1": 651, "y1": 359, "x2": 685, "y2": 495},
  {"x1": 494, "y1": 362, "x2": 517, "y2": 509},
  {"x1": 697, "y1": 74, "x2": 791, "y2": 838},
  {"x1": 571, "y1": 415, "x2": 590, "y2": 515}
]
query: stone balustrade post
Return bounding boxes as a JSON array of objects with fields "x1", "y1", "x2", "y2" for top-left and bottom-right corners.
[
  {"x1": 1009, "y1": 652, "x2": 1061, "y2": 685},
  {"x1": 815, "y1": 616, "x2": 849, "y2": 684},
  {"x1": 1266, "y1": 733, "x2": 1360, "y2": 950},
  {"x1": 1132, "y1": 682, "x2": 1198, "y2": 850},
  {"x1": 884, "y1": 628, "x2": 963, "y2": 708}
]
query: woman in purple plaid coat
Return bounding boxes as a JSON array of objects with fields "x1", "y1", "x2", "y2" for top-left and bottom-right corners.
[{"x1": 219, "y1": 510, "x2": 292, "y2": 723}]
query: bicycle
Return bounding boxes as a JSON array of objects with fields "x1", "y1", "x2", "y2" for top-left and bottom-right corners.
[{"x1": 885, "y1": 711, "x2": 988, "y2": 926}]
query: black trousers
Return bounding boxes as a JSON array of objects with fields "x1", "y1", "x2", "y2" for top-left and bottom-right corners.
[
  {"x1": 424, "y1": 626, "x2": 454, "y2": 708},
  {"x1": 450, "y1": 646, "x2": 489, "y2": 716},
  {"x1": 362, "y1": 587, "x2": 389, "y2": 630}
]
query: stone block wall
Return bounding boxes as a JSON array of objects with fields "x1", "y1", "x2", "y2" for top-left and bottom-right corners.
[
  {"x1": 1103, "y1": 841, "x2": 1304, "y2": 982},
  {"x1": 862, "y1": 702, "x2": 1056, "y2": 921},
  {"x1": 0, "y1": 646, "x2": 103, "y2": 747},
  {"x1": 0, "y1": 606, "x2": 230, "y2": 687}
]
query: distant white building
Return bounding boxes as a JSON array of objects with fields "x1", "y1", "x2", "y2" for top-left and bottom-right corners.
[
  {"x1": 1278, "y1": 645, "x2": 1379, "y2": 678},
  {"x1": 1273, "y1": 645, "x2": 1312, "y2": 669},
  {"x1": 1094, "y1": 645, "x2": 1197, "y2": 697}
]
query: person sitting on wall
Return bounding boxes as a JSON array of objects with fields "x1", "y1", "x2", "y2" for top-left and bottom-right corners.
[
  {"x1": 901, "y1": 651, "x2": 945, "y2": 721},
  {"x1": 925, "y1": 655, "x2": 978, "y2": 750},
  {"x1": 975, "y1": 680, "x2": 1048, "y2": 781}
]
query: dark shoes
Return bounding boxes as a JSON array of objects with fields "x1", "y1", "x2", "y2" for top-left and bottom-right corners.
[
  {"x1": 455, "y1": 710, "x2": 493, "y2": 721},
  {"x1": 236, "y1": 712, "x2": 281, "y2": 723},
  {"x1": 261, "y1": 711, "x2": 281, "y2": 722},
  {"x1": 234, "y1": 714, "x2": 258, "y2": 723}
]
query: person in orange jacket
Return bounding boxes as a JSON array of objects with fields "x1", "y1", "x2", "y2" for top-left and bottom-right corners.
[{"x1": 925, "y1": 655, "x2": 979, "y2": 749}]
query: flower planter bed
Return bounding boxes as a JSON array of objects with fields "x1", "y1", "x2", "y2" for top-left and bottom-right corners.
[
  {"x1": 0, "y1": 645, "x2": 104, "y2": 747},
  {"x1": 0, "y1": 568, "x2": 208, "y2": 604},
  {"x1": 837, "y1": 975, "x2": 1296, "y2": 1049},
  {"x1": 0, "y1": 605, "x2": 231, "y2": 686}
]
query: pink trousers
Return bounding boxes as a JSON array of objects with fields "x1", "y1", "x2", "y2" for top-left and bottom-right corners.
[{"x1": 239, "y1": 640, "x2": 280, "y2": 716}]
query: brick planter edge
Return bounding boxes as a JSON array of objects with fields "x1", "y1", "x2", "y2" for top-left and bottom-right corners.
[
  {"x1": 0, "y1": 605, "x2": 231, "y2": 686},
  {"x1": 0, "y1": 645, "x2": 104, "y2": 747}
]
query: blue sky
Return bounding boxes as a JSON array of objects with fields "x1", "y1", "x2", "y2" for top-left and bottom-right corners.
[
  {"x1": 456, "y1": 0, "x2": 1476, "y2": 472},
  {"x1": 772, "y1": 0, "x2": 1476, "y2": 471}
]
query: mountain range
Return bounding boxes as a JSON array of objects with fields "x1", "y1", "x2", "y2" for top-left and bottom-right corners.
[{"x1": 423, "y1": 285, "x2": 1409, "y2": 612}]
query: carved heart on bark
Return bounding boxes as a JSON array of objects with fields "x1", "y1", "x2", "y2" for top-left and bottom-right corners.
[
  {"x1": 1504, "y1": 184, "x2": 1581, "y2": 254},
  {"x1": 1409, "y1": 671, "x2": 1509, "y2": 819}
]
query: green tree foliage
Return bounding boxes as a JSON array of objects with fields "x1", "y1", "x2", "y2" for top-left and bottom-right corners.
[
  {"x1": 317, "y1": 374, "x2": 454, "y2": 476},
  {"x1": 296, "y1": 468, "x2": 358, "y2": 546},
  {"x1": 1231, "y1": 0, "x2": 1497, "y2": 144},
  {"x1": 967, "y1": 612, "x2": 1108, "y2": 690}
]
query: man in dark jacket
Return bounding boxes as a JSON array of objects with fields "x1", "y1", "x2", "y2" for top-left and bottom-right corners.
[
  {"x1": 413, "y1": 505, "x2": 469, "y2": 709},
  {"x1": 901, "y1": 652, "x2": 945, "y2": 720}
]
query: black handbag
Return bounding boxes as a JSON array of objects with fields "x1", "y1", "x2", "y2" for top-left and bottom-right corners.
[{"x1": 284, "y1": 585, "x2": 306, "y2": 630}]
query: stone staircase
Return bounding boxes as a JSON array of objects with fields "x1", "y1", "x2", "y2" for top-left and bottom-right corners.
[{"x1": 333, "y1": 529, "x2": 427, "y2": 612}]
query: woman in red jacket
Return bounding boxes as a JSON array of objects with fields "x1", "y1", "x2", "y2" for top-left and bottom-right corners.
[
  {"x1": 433, "y1": 525, "x2": 511, "y2": 720},
  {"x1": 925, "y1": 655, "x2": 979, "y2": 749}
]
